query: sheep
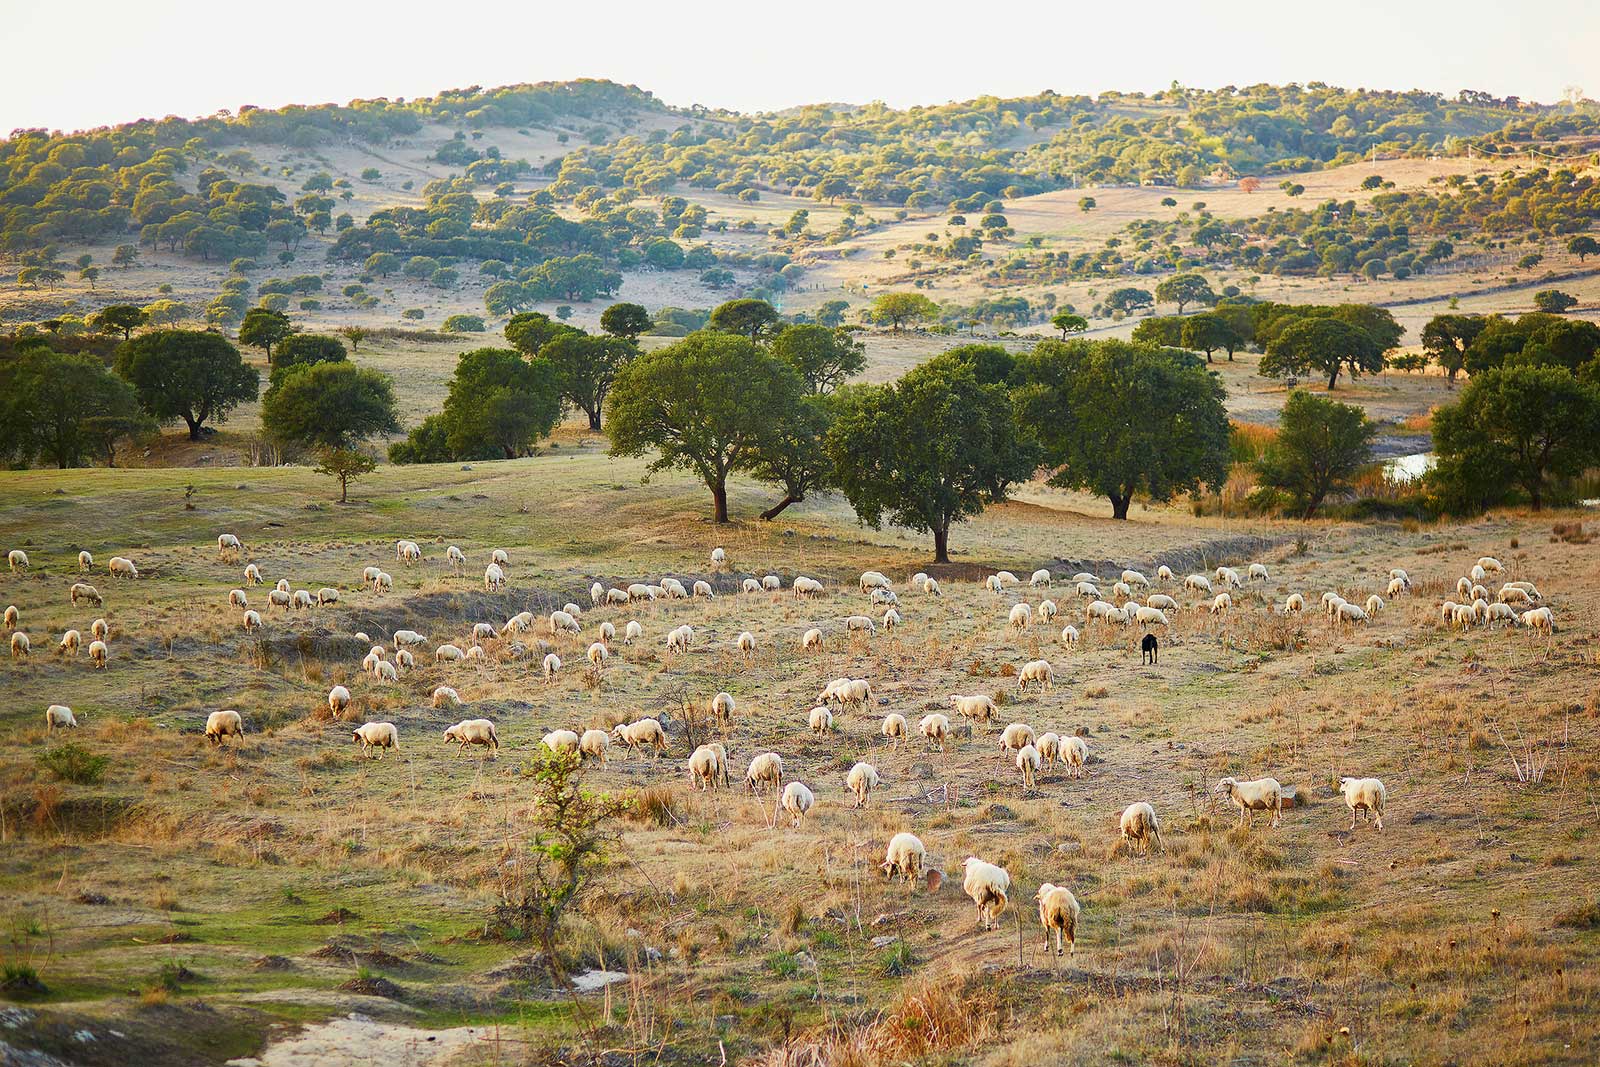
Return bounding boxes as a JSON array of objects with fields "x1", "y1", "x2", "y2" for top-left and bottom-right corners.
[
  {"x1": 1036, "y1": 884, "x2": 1081, "y2": 956},
  {"x1": 745, "y1": 752, "x2": 783, "y2": 794},
  {"x1": 550, "y1": 610, "x2": 580, "y2": 634},
  {"x1": 662, "y1": 577, "x2": 689, "y2": 599},
  {"x1": 1217, "y1": 566, "x2": 1243, "y2": 589},
  {"x1": 1456, "y1": 576, "x2": 1474, "y2": 601},
  {"x1": 1037, "y1": 600, "x2": 1058, "y2": 622},
  {"x1": 58, "y1": 629, "x2": 82, "y2": 656},
  {"x1": 1156, "y1": 565, "x2": 1175, "y2": 582},
  {"x1": 1121, "y1": 569, "x2": 1150, "y2": 589},
  {"x1": 326, "y1": 685, "x2": 352, "y2": 715},
  {"x1": 1071, "y1": 572, "x2": 1097, "y2": 584},
  {"x1": 1018, "y1": 659, "x2": 1054, "y2": 693},
  {"x1": 1365, "y1": 595, "x2": 1385, "y2": 615},
  {"x1": 1519, "y1": 607, "x2": 1554, "y2": 633},
  {"x1": 1016, "y1": 744, "x2": 1042, "y2": 791},
  {"x1": 46, "y1": 704, "x2": 78, "y2": 732},
  {"x1": 1248, "y1": 563, "x2": 1270, "y2": 582},
  {"x1": 709, "y1": 691, "x2": 736, "y2": 724},
  {"x1": 737, "y1": 631, "x2": 757, "y2": 659},
  {"x1": 90, "y1": 618, "x2": 108, "y2": 640},
  {"x1": 870, "y1": 587, "x2": 899, "y2": 607},
  {"x1": 108, "y1": 557, "x2": 138, "y2": 579},
  {"x1": 809, "y1": 705, "x2": 835, "y2": 733},
  {"x1": 7, "y1": 550, "x2": 28, "y2": 573},
  {"x1": 1470, "y1": 564, "x2": 1487, "y2": 583},
  {"x1": 444, "y1": 719, "x2": 499, "y2": 757},
  {"x1": 846, "y1": 762, "x2": 880, "y2": 808},
  {"x1": 666, "y1": 624, "x2": 694, "y2": 654},
  {"x1": 1074, "y1": 581, "x2": 1101, "y2": 599},
  {"x1": 780, "y1": 782, "x2": 815, "y2": 827},
  {"x1": 909, "y1": 572, "x2": 930, "y2": 592},
  {"x1": 353, "y1": 722, "x2": 400, "y2": 759},
  {"x1": 882, "y1": 608, "x2": 903, "y2": 631},
  {"x1": 1471, "y1": 583, "x2": 1490, "y2": 603},
  {"x1": 999, "y1": 722, "x2": 1036, "y2": 753},
  {"x1": 362, "y1": 565, "x2": 382, "y2": 588},
  {"x1": 924, "y1": 578, "x2": 942, "y2": 597},
  {"x1": 755, "y1": 573, "x2": 779, "y2": 592},
  {"x1": 1112, "y1": 581, "x2": 1133, "y2": 601},
  {"x1": 373, "y1": 572, "x2": 392, "y2": 594},
  {"x1": 1207, "y1": 592, "x2": 1233, "y2": 615},
  {"x1": 588, "y1": 581, "x2": 606, "y2": 606},
  {"x1": 241, "y1": 609, "x2": 263, "y2": 631},
  {"x1": 1336, "y1": 602, "x2": 1370, "y2": 625},
  {"x1": 880, "y1": 832, "x2": 925, "y2": 883},
  {"x1": 881, "y1": 713, "x2": 907, "y2": 746},
  {"x1": 845, "y1": 614, "x2": 877, "y2": 635},
  {"x1": 87, "y1": 639, "x2": 107, "y2": 668},
  {"x1": 391, "y1": 629, "x2": 427, "y2": 651},
  {"x1": 276, "y1": 579, "x2": 291, "y2": 594},
  {"x1": 217, "y1": 533, "x2": 242, "y2": 559},
  {"x1": 10, "y1": 632, "x2": 30, "y2": 658},
  {"x1": 1498, "y1": 585, "x2": 1535, "y2": 606},
  {"x1": 70, "y1": 582, "x2": 103, "y2": 606},
  {"x1": 596, "y1": 620, "x2": 616, "y2": 644},
  {"x1": 792, "y1": 576, "x2": 824, "y2": 599},
  {"x1": 961, "y1": 857, "x2": 1011, "y2": 930},
  {"x1": 205, "y1": 709, "x2": 245, "y2": 745},
  {"x1": 1060, "y1": 625, "x2": 1080, "y2": 646},
  {"x1": 226, "y1": 588, "x2": 248, "y2": 609},
  {"x1": 1283, "y1": 593, "x2": 1305, "y2": 614},
  {"x1": 1119, "y1": 802, "x2": 1163, "y2": 855},
  {"x1": 1485, "y1": 602, "x2": 1518, "y2": 624},
  {"x1": 1030, "y1": 568, "x2": 1053, "y2": 587},
  {"x1": 543, "y1": 653, "x2": 562, "y2": 680},
  {"x1": 742, "y1": 577, "x2": 762, "y2": 595},
  {"x1": 1184, "y1": 574, "x2": 1213, "y2": 595},
  {"x1": 78, "y1": 550, "x2": 93, "y2": 572},
  {"x1": 950, "y1": 693, "x2": 998, "y2": 723},
  {"x1": 692, "y1": 580, "x2": 715, "y2": 599},
  {"x1": 431, "y1": 686, "x2": 461, "y2": 708},
  {"x1": 1215, "y1": 777, "x2": 1283, "y2": 828},
  {"x1": 688, "y1": 744, "x2": 726, "y2": 791},
  {"x1": 1338, "y1": 776, "x2": 1386, "y2": 832},
  {"x1": 394, "y1": 649, "x2": 415, "y2": 671},
  {"x1": 462, "y1": 622, "x2": 495, "y2": 645},
  {"x1": 710, "y1": 547, "x2": 727, "y2": 569},
  {"x1": 1386, "y1": 577, "x2": 1409, "y2": 598},
  {"x1": 1036, "y1": 732, "x2": 1062, "y2": 770},
  {"x1": 919, "y1": 713, "x2": 951, "y2": 751},
  {"x1": 859, "y1": 571, "x2": 891, "y2": 593},
  {"x1": 616, "y1": 620, "x2": 641, "y2": 646},
  {"x1": 1084, "y1": 601, "x2": 1115, "y2": 625},
  {"x1": 371, "y1": 660, "x2": 398, "y2": 684},
  {"x1": 543, "y1": 729, "x2": 581, "y2": 756},
  {"x1": 1477, "y1": 556, "x2": 1504, "y2": 575},
  {"x1": 1061, "y1": 735, "x2": 1089, "y2": 778},
  {"x1": 435, "y1": 643, "x2": 466, "y2": 663},
  {"x1": 396, "y1": 540, "x2": 422, "y2": 563},
  {"x1": 1134, "y1": 606, "x2": 1170, "y2": 629},
  {"x1": 587, "y1": 642, "x2": 609, "y2": 668},
  {"x1": 1146, "y1": 593, "x2": 1179, "y2": 612},
  {"x1": 484, "y1": 563, "x2": 507, "y2": 592},
  {"x1": 622, "y1": 584, "x2": 648, "y2": 603},
  {"x1": 579, "y1": 729, "x2": 610, "y2": 763},
  {"x1": 824, "y1": 678, "x2": 874, "y2": 710},
  {"x1": 611, "y1": 718, "x2": 668, "y2": 759},
  {"x1": 986, "y1": 575, "x2": 1004, "y2": 594}
]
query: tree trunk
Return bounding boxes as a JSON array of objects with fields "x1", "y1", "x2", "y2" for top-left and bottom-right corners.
[
  {"x1": 1110, "y1": 493, "x2": 1131, "y2": 520},
  {"x1": 184, "y1": 415, "x2": 202, "y2": 441},
  {"x1": 1529, "y1": 485, "x2": 1542, "y2": 511},
  {"x1": 587, "y1": 409, "x2": 602, "y2": 432},
  {"x1": 711, "y1": 480, "x2": 729, "y2": 524},
  {"x1": 1327, "y1": 367, "x2": 1340, "y2": 390},
  {"x1": 760, "y1": 494, "x2": 800, "y2": 521},
  {"x1": 340, "y1": 474, "x2": 349, "y2": 503},
  {"x1": 932, "y1": 525, "x2": 950, "y2": 564}
]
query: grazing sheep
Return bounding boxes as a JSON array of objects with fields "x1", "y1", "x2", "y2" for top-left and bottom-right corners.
[
  {"x1": 1122, "y1": 569, "x2": 1150, "y2": 589},
  {"x1": 205, "y1": 710, "x2": 245, "y2": 745},
  {"x1": 1248, "y1": 563, "x2": 1270, "y2": 582},
  {"x1": 661, "y1": 577, "x2": 689, "y2": 599},
  {"x1": 484, "y1": 563, "x2": 507, "y2": 592},
  {"x1": 693, "y1": 580, "x2": 715, "y2": 599},
  {"x1": 1209, "y1": 592, "x2": 1233, "y2": 614},
  {"x1": 71, "y1": 582, "x2": 103, "y2": 606},
  {"x1": 736, "y1": 631, "x2": 757, "y2": 659},
  {"x1": 1485, "y1": 602, "x2": 1518, "y2": 624},
  {"x1": 579, "y1": 729, "x2": 610, "y2": 763},
  {"x1": 1283, "y1": 593, "x2": 1305, "y2": 614},
  {"x1": 623, "y1": 584, "x2": 650, "y2": 603},
  {"x1": 1037, "y1": 600, "x2": 1058, "y2": 623},
  {"x1": 924, "y1": 578, "x2": 942, "y2": 597},
  {"x1": 588, "y1": 581, "x2": 605, "y2": 606},
  {"x1": 1498, "y1": 585, "x2": 1534, "y2": 606},
  {"x1": 1036, "y1": 884, "x2": 1081, "y2": 956},
  {"x1": 1386, "y1": 577, "x2": 1409, "y2": 598},
  {"x1": 543, "y1": 653, "x2": 562, "y2": 680},
  {"x1": 1112, "y1": 581, "x2": 1133, "y2": 601},
  {"x1": 919, "y1": 713, "x2": 951, "y2": 751},
  {"x1": 392, "y1": 629, "x2": 427, "y2": 650},
  {"x1": 611, "y1": 718, "x2": 668, "y2": 758},
  {"x1": 1120, "y1": 802, "x2": 1163, "y2": 855},
  {"x1": 1060, "y1": 735, "x2": 1089, "y2": 778},
  {"x1": 396, "y1": 540, "x2": 422, "y2": 563},
  {"x1": 395, "y1": 649, "x2": 415, "y2": 671},
  {"x1": 1030, "y1": 568, "x2": 1053, "y2": 587},
  {"x1": 709, "y1": 691, "x2": 736, "y2": 723},
  {"x1": 623, "y1": 620, "x2": 643, "y2": 644},
  {"x1": 745, "y1": 752, "x2": 783, "y2": 794},
  {"x1": 792, "y1": 576, "x2": 824, "y2": 599},
  {"x1": 217, "y1": 533, "x2": 242, "y2": 559},
  {"x1": 995, "y1": 571, "x2": 1021, "y2": 586},
  {"x1": 1146, "y1": 593, "x2": 1178, "y2": 611},
  {"x1": 780, "y1": 782, "x2": 815, "y2": 827},
  {"x1": 882, "y1": 608, "x2": 903, "y2": 631},
  {"x1": 328, "y1": 685, "x2": 351, "y2": 715},
  {"x1": 666, "y1": 624, "x2": 694, "y2": 654},
  {"x1": 1339, "y1": 776, "x2": 1386, "y2": 832},
  {"x1": 373, "y1": 572, "x2": 392, "y2": 593},
  {"x1": 286, "y1": 589, "x2": 311, "y2": 610},
  {"x1": 809, "y1": 705, "x2": 835, "y2": 733},
  {"x1": 881, "y1": 713, "x2": 908, "y2": 746},
  {"x1": 1365, "y1": 595, "x2": 1385, "y2": 615},
  {"x1": 543, "y1": 729, "x2": 581, "y2": 755},
  {"x1": 374, "y1": 660, "x2": 399, "y2": 683},
  {"x1": 986, "y1": 575, "x2": 1004, "y2": 594},
  {"x1": 1074, "y1": 581, "x2": 1101, "y2": 599},
  {"x1": 87, "y1": 639, "x2": 107, "y2": 669},
  {"x1": 950, "y1": 693, "x2": 998, "y2": 723},
  {"x1": 1470, "y1": 564, "x2": 1487, "y2": 583},
  {"x1": 859, "y1": 571, "x2": 892, "y2": 593},
  {"x1": 1036, "y1": 732, "x2": 1062, "y2": 770},
  {"x1": 1477, "y1": 556, "x2": 1504, "y2": 575},
  {"x1": 1217, "y1": 566, "x2": 1244, "y2": 588},
  {"x1": 90, "y1": 618, "x2": 108, "y2": 640},
  {"x1": 759, "y1": 574, "x2": 781, "y2": 592},
  {"x1": 444, "y1": 719, "x2": 499, "y2": 757},
  {"x1": 846, "y1": 762, "x2": 880, "y2": 808},
  {"x1": 587, "y1": 642, "x2": 609, "y2": 667},
  {"x1": 58, "y1": 629, "x2": 81, "y2": 656},
  {"x1": 46, "y1": 704, "x2": 78, "y2": 733},
  {"x1": 742, "y1": 577, "x2": 762, "y2": 595},
  {"x1": 688, "y1": 744, "x2": 727, "y2": 791},
  {"x1": 845, "y1": 614, "x2": 877, "y2": 635},
  {"x1": 276, "y1": 579, "x2": 290, "y2": 594},
  {"x1": 431, "y1": 686, "x2": 461, "y2": 708},
  {"x1": 227, "y1": 588, "x2": 248, "y2": 608},
  {"x1": 362, "y1": 566, "x2": 382, "y2": 588},
  {"x1": 1216, "y1": 776, "x2": 1283, "y2": 828},
  {"x1": 961, "y1": 857, "x2": 1011, "y2": 930},
  {"x1": 443, "y1": 545, "x2": 466, "y2": 571},
  {"x1": 1519, "y1": 607, "x2": 1554, "y2": 633},
  {"x1": 999, "y1": 722, "x2": 1036, "y2": 753},
  {"x1": 1184, "y1": 574, "x2": 1213, "y2": 595},
  {"x1": 597, "y1": 621, "x2": 615, "y2": 644},
  {"x1": 78, "y1": 550, "x2": 93, "y2": 572},
  {"x1": 710, "y1": 547, "x2": 727, "y2": 569},
  {"x1": 1018, "y1": 659, "x2": 1053, "y2": 693},
  {"x1": 435, "y1": 643, "x2": 466, "y2": 663},
  {"x1": 549, "y1": 610, "x2": 580, "y2": 634},
  {"x1": 10, "y1": 632, "x2": 30, "y2": 658},
  {"x1": 7, "y1": 550, "x2": 28, "y2": 573},
  {"x1": 487, "y1": 548, "x2": 509, "y2": 568},
  {"x1": 880, "y1": 832, "x2": 925, "y2": 883},
  {"x1": 823, "y1": 678, "x2": 874, "y2": 710},
  {"x1": 1336, "y1": 602, "x2": 1370, "y2": 625},
  {"x1": 1008, "y1": 602, "x2": 1033, "y2": 629},
  {"x1": 315, "y1": 587, "x2": 340, "y2": 607},
  {"x1": 108, "y1": 557, "x2": 138, "y2": 579},
  {"x1": 1456, "y1": 576, "x2": 1474, "y2": 601},
  {"x1": 241, "y1": 608, "x2": 262, "y2": 631},
  {"x1": 1134, "y1": 606, "x2": 1170, "y2": 629},
  {"x1": 353, "y1": 722, "x2": 400, "y2": 759},
  {"x1": 870, "y1": 587, "x2": 899, "y2": 608},
  {"x1": 1156, "y1": 565, "x2": 1175, "y2": 582},
  {"x1": 1060, "y1": 625, "x2": 1080, "y2": 646},
  {"x1": 1016, "y1": 744, "x2": 1042, "y2": 791}
]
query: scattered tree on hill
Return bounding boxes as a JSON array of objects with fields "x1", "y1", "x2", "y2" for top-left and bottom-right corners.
[
  {"x1": 1181, "y1": 312, "x2": 1244, "y2": 362},
  {"x1": 0, "y1": 347, "x2": 151, "y2": 468},
  {"x1": 770, "y1": 324, "x2": 865, "y2": 394},
  {"x1": 708, "y1": 298, "x2": 781, "y2": 341},
  {"x1": 90, "y1": 305, "x2": 148, "y2": 341},
  {"x1": 539, "y1": 331, "x2": 638, "y2": 430},
  {"x1": 1261, "y1": 318, "x2": 1383, "y2": 389},
  {"x1": 1534, "y1": 290, "x2": 1579, "y2": 314},
  {"x1": 114, "y1": 330, "x2": 259, "y2": 440},
  {"x1": 239, "y1": 308, "x2": 295, "y2": 359},
  {"x1": 338, "y1": 325, "x2": 370, "y2": 352},
  {"x1": 312, "y1": 448, "x2": 377, "y2": 504},
  {"x1": 1254, "y1": 391, "x2": 1375, "y2": 517},
  {"x1": 1105, "y1": 287, "x2": 1154, "y2": 314},
  {"x1": 1420, "y1": 313, "x2": 1486, "y2": 384},
  {"x1": 827, "y1": 357, "x2": 1037, "y2": 561},
  {"x1": 1050, "y1": 311, "x2": 1088, "y2": 339},
  {"x1": 1155, "y1": 273, "x2": 1217, "y2": 314},
  {"x1": 262, "y1": 361, "x2": 399, "y2": 450},
  {"x1": 600, "y1": 302, "x2": 652, "y2": 340},
  {"x1": 505, "y1": 311, "x2": 579, "y2": 355},
  {"x1": 815, "y1": 300, "x2": 850, "y2": 328},
  {"x1": 1568, "y1": 235, "x2": 1599, "y2": 263},
  {"x1": 869, "y1": 291, "x2": 939, "y2": 332},
  {"x1": 270, "y1": 334, "x2": 347, "y2": 381},
  {"x1": 749, "y1": 394, "x2": 836, "y2": 521},
  {"x1": 1013, "y1": 339, "x2": 1230, "y2": 519}
]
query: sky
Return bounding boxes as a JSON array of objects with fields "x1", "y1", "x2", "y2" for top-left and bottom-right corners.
[{"x1": 4, "y1": 0, "x2": 1598, "y2": 136}]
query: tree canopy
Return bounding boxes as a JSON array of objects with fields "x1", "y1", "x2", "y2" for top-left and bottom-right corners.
[
  {"x1": 538, "y1": 331, "x2": 638, "y2": 430},
  {"x1": 1260, "y1": 317, "x2": 1384, "y2": 389},
  {"x1": 769, "y1": 324, "x2": 866, "y2": 394},
  {"x1": 114, "y1": 330, "x2": 259, "y2": 439},
  {"x1": 869, "y1": 292, "x2": 939, "y2": 332},
  {"x1": 261, "y1": 360, "x2": 399, "y2": 452},
  {"x1": 1255, "y1": 391, "x2": 1375, "y2": 517},
  {"x1": 0, "y1": 347, "x2": 151, "y2": 468},
  {"x1": 708, "y1": 299, "x2": 781, "y2": 341}
]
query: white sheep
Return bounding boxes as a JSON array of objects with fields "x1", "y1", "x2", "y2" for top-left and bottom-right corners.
[
  {"x1": 58, "y1": 629, "x2": 82, "y2": 656},
  {"x1": 598, "y1": 621, "x2": 616, "y2": 644},
  {"x1": 396, "y1": 540, "x2": 422, "y2": 563},
  {"x1": 1016, "y1": 743, "x2": 1042, "y2": 791},
  {"x1": 845, "y1": 614, "x2": 877, "y2": 635},
  {"x1": 1134, "y1": 606, "x2": 1170, "y2": 629},
  {"x1": 1119, "y1": 802, "x2": 1163, "y2": 855},
  {"x1": 90, "y1": 618, "x2": 108, "y2": 640},
  {"x1": 1217, "y1": 566, "x2": 1244, "y2": 588},
  {"x1": 1477, "y1": 556, "x2": 1503, "y2": 575},
  {"x1": 761, "y1": 574, "x2": 782, "y2": 592},
  {"x1": 45, "y1": 704, "x2": 78, "y2": 732},
  {"x1": 880, "y1": 832, "x2": 925, "y2": 883},
  {"x1": 543, "y1": 729, "x2": 581, "y2": 755},
  {"x1": 961, "y1": 857, "x2": 1011, "y2": 930},
  {"x1": 7, "y1": 549, "x2": 28, "y2": 573},
  {"x1": 587, "y1": 642, "x2": 609, "y2": 667},
  {"x1": 1247, "y1": 563, "x2": 1270, "y2": 582},
  {"x1": 395, "y1": 649, "x2": 415, "y2": 670},
  {"x1": 745, "y1": 752, "x2": 783, "y2": 794},
  {"x1": 1283, "y1": 593, "x2": 1305, "y2": 614},
  {"x1": 71, "y1": 583, "x2": 103, "y2": 606},
  {"x1": 1386, "y1": 577, "x2": 1408, "y2": 598},
  {"x1": 373, "y1": 572, "x2": 392, "y2": 593},
  {"x1": 737, "y1": 631, "x2": 757, "y2": 659},
  {"x1": 1036, "y1": 731, "x2": 1062, "y2": 770},
  {"x1": 950, "y1": 693, "x2": 998, "y2": 723},
  {"x1": 1030, "y1": 568, "x2": 1053, "y2": 587},
  {"x1": 986, "y1": 575, "x2": 1004, "y2": 594},
  {"x1": 611, "y1": 718, "x2": 668, "y2": 758},
  {"x1": 1456, "y1": 576, "x2": 1474, "y2": 601},
  {"x1": 276, "y1": 579, "x2": 291, "y2": 594},
  {"x1": 859, "y1": 570, "x2": 891, "y2": 593},
  {"x1": 623, "y1": 620, "x2": 643, "y2": 644},
  {"x1": 1122, "y1": 569, "x2": 1150, "y2": 589},
  {"x1": 1060, "y1": 625, "x2": 1080, "y2": 646},
  {"x1": 589, "y1": 581, "x2": 605, "y2": 605},
  {"x1": 579, "y1": 729, "x2": 610, "y2": 763},
  {"x1": 353, "y1": 722, "x2": 400, "y2": 759},
  {"x1": 1074, "y1": 581, "x2": 1101, "y2": 599},
  {"x1": 446, "y1": 545, "x2": 467, "y2": 571},
  {"x1": 78, "y1": 550, "x2": 93, "y2": 572},
  {"x1": 692, "y1": 580, "x2": 715, "y2": 599},
  {"x1": 205, "y1": 709, "x2": 245, "y2": 745},
  {"x1": 924, "y1": 578, "x2": 942, "y2": 597},
  {"x1": 327, "y1": 685, "x2": 351, "y2": 715},
  {"x1": 919, "y1": 713, "x2": 951, "y2": 751},
  {"x1": 550, "y1": 610, "x2": 580, "y2": 634},
  {"x1": 1498, "y1": 585, "x2": 1534, "y2": 606},
  {"x1": 622, "y1": 584, "x2": 649, "y2": 602},
  {"x1": 881, "y1": 713, "x2": 907, "y2": 746},
  {"x1": 999, "y1": 722, "x2": 1036, "y2": 753},
  {"x1": 317, "y1": 587, "x2": 340, "y2": 606},
  {"x1": 217, "y1": 533, "x2": 242, "y2": 559},
  {"x1": 1037, "y1": 599, "x2": 1058, "y2": 622},
  {"x1": 1339, "y1": 776, "x2": 1386, "y2": 832},
  {"x1": 742, "y1": 577, "x2": 762, "y2": 595},
  {"x1": 87, "y1": 639, "x2": 107, "y2": 669},
  {"x1": 362, "y1": 565, "x2": 382, "y2": 588},
  {"x1": 484, "y1": 563, "x2": 507, "y2": 592},
  {"x1": 780, "y1": 782, "x2": 815, "y2": 827},
  {"x1": 1365, "y1": 595, "x2": 1385, "y2": 615},
  {"x1": 1112, "y1": 581, "x2": 1133, "y2": 601},
  {"x1": 688, "y1": 744, "x2": 727, "y2": 791},
  {"x1": 1184, "y1": 574, "x2": 1213, "y2": 595},
  {"x1": 1209, "y1": 592, "x2": 1233, "y2": 615},
  {"x1": 1336, "y1": 602, "x2": 1369, "y2": 625},
  {"x1": 1034, "y1": 884, "x2": 1081, "y2": 957},
  {"x1": 1470, "y1": 564, "x2": 1487, "y2": 583},
  {"x1": 809, "y1": 705, "x2": 835, "y2": 733},
  {"x1": 543, "y1": 653, "x2": 562, "y2": 680},
  {"x1": 444, "y1": 719, "x2": 499, "y2": 757},
  {"x1": 431, "y1": 686, "x2": 461, "y2": 709},
  {"x1": 666, "y1": 624, "x2": 694, "y2": 653},
  {"x1": 1216, "y1": 776, "x2": 1283, "y2": 828},
  {"x1": 709, "y1": 691, "x2": 735, "y2": 723},
  {"x1": 243, "y1": 563, "x2": 262, "y2": 586},
  {"x1": 1519, "y1": 607, "x2": 1554, "y2": 633},
  {"x1": 1061, "y1": 735, "x2": 1089, "y2": 778},
  {"x1": 846, "y1": 762, "x2": 879, "y2": 808},
  {"x1": 792, "y1": 576, "x2": 824, "y2": 598},
  {"x1": 242, "y1": 609, "x2": 263, "y2": 631},
  {"x1": 662, "y1": 577, "x2": 689, "y2": 599},
  {"x1": 1156, "y1": 565, "x2": 1175, "y2": 582},
  {"x1": 11, "y1": 632, "x2": 30, "y2": 658},
  {"x1": 710, "y1": 547, "x2": 727, "y2": 569},
  {"x1": 1485, "y1": 602, "x2": 1518, "y2": 624},
  {"x1": 435, "y1": 643, "x2": 466, "y2": 663},
  {"x1": 374, "y1": 660, "x2": 399, "y2": 683},
  {"x1": 1018, "y1": 659, "x2": 1053, "y2": 693},
  {"x1": 882, "y1": 608, "x2": 903, "y2": 631},
  {"x1": 1146, "y1": 593, "x2": 1178, "y2": 611},
  {"x1": 228, "y1": 588, "x2": 248, "y2": 608},
  {"x1": 870, "y1": 587, "x2": 899, "y2": 607},
  {"x1": 108, "y1": 557, "x2": 138, "y2": 579}
]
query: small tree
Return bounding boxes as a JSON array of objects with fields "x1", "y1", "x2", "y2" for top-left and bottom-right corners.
[
  {"x1": 1050, "y1": 311, "x2": 1088, "y2": 339},
  {"x1": 1534, "y1": 290, "x2": 1579, "y2": 314},
  {"x1": 261, "y1": 362, "x2": 400, "y2": 496},
  {"x1": 539, "y1": 332, "x2": 638, "y2": 430},
  {"x1": 1105, "y1": 287, "x2": 1154, "y2": 314},
  {"x1": 1155, "y1": 273, "x2": 1217, "y2": 314},
  {"x1": 313, "y1": 447, "x2": 377, "y2": 503},
  {"x1": 708, "y1": 298, "x2": 781, "y2": 340},
  {"x1": 1261, "y1": 317, "x2": 1383, "y2": 389},
  {"x1": 1420, "y1": 313, "x2": 1486, "y2": 384},
  {"x1": 1255, "y1": 391, "x2": 1375, "y2": 517},
  {"x1": 1180, "y1": 312, "x2": 1243, "y2": 362},
  {"x1": 90, "y1": 305, "x2": 148, "y2": 341},
  {"x1": 338, "y1": 326, "x2": 371, "y2": 353},
  {"x1": 748, "y1": 394, "x2": 836, "y2": 520},
  {"x1": 869, "y1": 291, "x2": 939, "y2": 332},
  {"x1": 1568, "y1": 235, "x2": 1599, "y2": 263},
  {"x1": 770, "y1": 324, "x2": 866, "y2": 394},
  {"x1": 600, "y1": 302, "x2": 651, "y2": 339},
  {"x1": 239, "y1": 308, "x2": 295, "y2": 360}
]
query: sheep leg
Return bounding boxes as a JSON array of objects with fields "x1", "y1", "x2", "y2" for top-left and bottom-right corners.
[{"x1": 1348, "y1": 808, "x2": 1357, "y2": 832}]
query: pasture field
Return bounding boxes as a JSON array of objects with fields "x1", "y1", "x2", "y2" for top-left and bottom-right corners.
[{"x1": 1, "y1": 453, "x2": 1597, "y2": 1065}]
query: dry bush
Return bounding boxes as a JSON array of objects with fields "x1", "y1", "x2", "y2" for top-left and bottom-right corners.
[{"x1": 750, "y1": 974, "x2": 998, "y2": 1067}]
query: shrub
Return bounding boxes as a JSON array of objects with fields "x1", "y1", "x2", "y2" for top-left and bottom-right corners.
[
  {"x1": 402, "y1": 308, "x2": 425, "y2": 321},
  {"x1": 442, "y1": 314, "x2": 486, "y2": 333},
  {"x1": 37, "y1": 743, "x2": 109, "y2": 785}
]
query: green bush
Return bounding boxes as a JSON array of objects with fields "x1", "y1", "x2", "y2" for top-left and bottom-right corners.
[{"x1": 37, "y1": 742, "x2": 109, "y2": 784}]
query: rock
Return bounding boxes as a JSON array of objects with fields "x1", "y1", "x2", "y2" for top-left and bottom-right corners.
[
  {"x1": 644, "y1": 946, "x2": 663, "y2": 963},
  {"x1": 626, "y1": 928, "x2": 643, "y2": 940},
  {"x1": 461, "y1": 465, "x2": 473, "y2": 471},
  {"x1": 794, "y1": 951, "x2": 815, "y2": 970},
  {"x1": 1056, "y1": 841, "x2": 1083, "y2": 855},
  {"x1": 1075, "y1": 725, "x2": 1091, "y2": 737},
  {"x1": 870, "y1": 935, "x2": 899, "y2": 949},
  {"x1": 908, "y1": 762, "x2": 934, "y2": 780}
]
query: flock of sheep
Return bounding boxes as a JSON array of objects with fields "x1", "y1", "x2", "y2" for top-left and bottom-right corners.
[{"x1": 7, "y1": 534, "x2": 1551, "y2": 955}]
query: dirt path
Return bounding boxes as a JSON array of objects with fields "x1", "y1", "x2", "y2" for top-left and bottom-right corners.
[{"x1": 228, "y1": 1014, "x2": 515, "y2": 1067}]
